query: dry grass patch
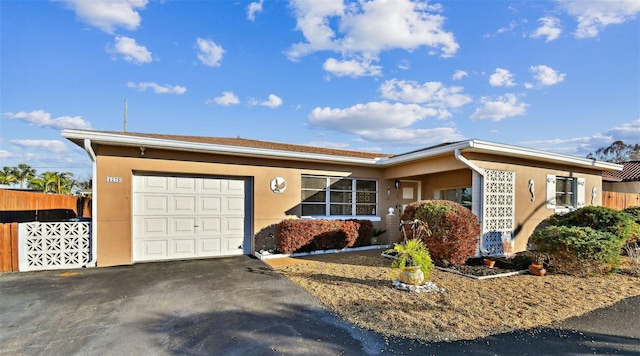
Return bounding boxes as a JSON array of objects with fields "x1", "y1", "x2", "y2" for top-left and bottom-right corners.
[{"x1": 271, "y1": 253, "x2": 640, "y2": 342}]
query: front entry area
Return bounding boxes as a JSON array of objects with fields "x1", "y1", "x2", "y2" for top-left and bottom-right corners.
[{"x1": 133, "y1": 174, "x2": 248, "y2": 262}]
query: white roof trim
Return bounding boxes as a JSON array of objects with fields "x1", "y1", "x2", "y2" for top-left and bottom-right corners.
[
  {"x1": 61, "y1": 130, "x2": 623, "y2": 172},
  {"x1": 62, "y1": 129, "x2": 383, "y2": 166}
]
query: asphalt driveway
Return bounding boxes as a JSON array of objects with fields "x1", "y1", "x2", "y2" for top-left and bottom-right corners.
[{"x1": 1, "y1": 256, "x2": 638, "y2": 355}]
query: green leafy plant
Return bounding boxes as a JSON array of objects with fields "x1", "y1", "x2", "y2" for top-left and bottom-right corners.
[
  {"x1": 385, "y1": 238, "x2": 434, "y2": 279},
  {"x1": 531, "y1": 225, "x2": 625, "y2": 276},
  {"x1": 546, "y1": 206, "x2": 637, "y2": 244}
]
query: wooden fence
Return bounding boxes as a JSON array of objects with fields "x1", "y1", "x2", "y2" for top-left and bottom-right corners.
[
  {"x1": 0, "y1": 190, "x2": 91, "y2": 223},
  {"x1": 0, "y1": 223, "x2": 18, "y2": 272},
  {"x1": 602, "y1": 191, "x2": 640, "y2": 210}
]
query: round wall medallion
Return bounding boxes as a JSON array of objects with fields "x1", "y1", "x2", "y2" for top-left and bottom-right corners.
[{"x1": 270, "y1": 177, "x2": 286, "y2": 194}]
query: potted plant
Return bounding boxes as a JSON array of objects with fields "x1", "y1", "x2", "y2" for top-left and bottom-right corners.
[
  {"x1": 385, "y1": 238, "x2": 434, "y2": 285},
  {"x1": 528, "y1": 250, "x2": 547, "y2": 276}
]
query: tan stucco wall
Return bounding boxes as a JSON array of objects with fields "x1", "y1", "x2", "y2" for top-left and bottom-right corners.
[
  {"x1": 467, "y1": 153, "x2": 603, "y2": 253},
  {"x1": 94, "y1": 145, "x2": 394, "y2": 266}
]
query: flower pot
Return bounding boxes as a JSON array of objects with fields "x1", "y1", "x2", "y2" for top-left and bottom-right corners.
[
  {"x1": 399, "y1": 266, "x2": 425, "y2": 285},
  {"x1": 529, "y1": 263, "x2": 546, "y2": 276},
  {"x1": 483, "y1": 259, "x2": 495, "y2": 268}
]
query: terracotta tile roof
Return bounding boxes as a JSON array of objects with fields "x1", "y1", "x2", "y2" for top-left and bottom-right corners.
[
  {"x1": 102, "y1": 131, "x2": 393, "y2": 159},
  {"x1": 603, "y1": 161, "x2": 640, "y2": 182}
]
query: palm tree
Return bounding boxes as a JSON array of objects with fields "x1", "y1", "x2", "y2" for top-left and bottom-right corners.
[
  {"x1": 56, "y1": 172, "x2": 76, "y2": 195},
  {"x1": 28, "y1": 171, "x2": 59, "y2": 193},
  {"x1": 0, "y1": 167, "x2": 18, "y2": 185},
  {"x1": 12, "y1": 164, "x2": 36, "y2": 189}
]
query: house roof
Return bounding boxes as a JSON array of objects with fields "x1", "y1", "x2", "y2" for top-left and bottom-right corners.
[
  {"x1": 61, "y1": 129, "x2": 623, "y2": 171},
  {"x1": 603, "y1": 161, "x2": 640, "y2": 182}
]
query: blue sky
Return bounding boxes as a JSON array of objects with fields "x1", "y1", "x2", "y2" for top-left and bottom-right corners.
[{"x1": 1, "y1": 0, "x2": 639, "y2": 181}]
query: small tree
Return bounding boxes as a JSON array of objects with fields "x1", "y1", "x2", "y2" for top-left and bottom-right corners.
[{"x1": 12, "y1": 163, "x2": 36, "y2": 189}]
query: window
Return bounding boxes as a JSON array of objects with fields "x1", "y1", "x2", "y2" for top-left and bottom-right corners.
[
  {"x1": 546, "y1": 174, "x2": 585, "y2": 211},
  {"x1": 434, "y1": 187, "x2": 472, "y2": 210},
  {"x1": 301, "y1": 176, "x2": 377, "y2": 217}
]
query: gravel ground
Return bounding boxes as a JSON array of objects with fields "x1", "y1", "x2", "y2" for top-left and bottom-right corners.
[{"x1": 269, "y1": 250, "x2": 640, "y2": 342}]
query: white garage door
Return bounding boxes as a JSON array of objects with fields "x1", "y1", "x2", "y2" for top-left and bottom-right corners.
[{"x1": 133, "y1": 175, "x2": 247, "y2": 262}]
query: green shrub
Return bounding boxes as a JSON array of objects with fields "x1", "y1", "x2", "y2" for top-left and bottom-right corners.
[
  {"x1": 385, "y1": 238, "x2": 435, "y2": 279},
  {"x1": 623, "y1": 206, "x2": 640, "y2": 242},
  {"x1": 546, "y1": 206, "x2": 637, "y2": 243},
  {"x1": 401, "y1": 200, "x2": 480, "y2": 266},
  {"x1": 531, "y1": 225, "x2": 624, "y2": 276}
]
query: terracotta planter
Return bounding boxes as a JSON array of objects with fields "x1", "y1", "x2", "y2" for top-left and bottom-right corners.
[
  {"x1": 399, "y1": 266, "x2": 425, "y2": 285},
  {"x1": 529, "y1": 263, "x2": 546, "y2": 276},
  {"x1": 483, "y1": 258, "x2": 495, "y2": 268}
]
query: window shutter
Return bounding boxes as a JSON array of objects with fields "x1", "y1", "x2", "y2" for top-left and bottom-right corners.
[
  {"x1": 576, "y1": 178, "x2": 586, "y2": 208},
  {"x1": 546, "y1": 174, "x2": 556, "y2": 209}
]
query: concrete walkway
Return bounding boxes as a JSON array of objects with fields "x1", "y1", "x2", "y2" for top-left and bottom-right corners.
[{"x1": 1, "y1": 255, "x2": 638, "y2": 355}]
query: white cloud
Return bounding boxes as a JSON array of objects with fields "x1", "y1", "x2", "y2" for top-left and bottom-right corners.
[
  {"x1": 308, "y1": 101, "x2": 439, "y2": 133},
  {"x1": 0, "y1": 150, "x2": 12, "y2": 159},
  {"x1": 469, "y1": 94, "x2": 527, "y2": 121},
  {"x1": 323, "y1": 58, "x2": 381, "y2": 77},
  {"x1": 209, "y1": 91, "x2": 240, "y2": 106},
  {"x1": 196, "y1": 38, "x2": 225, "y2": 67},
  {"x1": 287, "y1": 0, "x2": 459, "y2": 76},
  {"x1": 559, "y1": 0, "x2": 640, "y2": 38},
  {"x1": 260, "y1": 94, "x2": 283, "y2": 108},
  {"x1": 483, "y1": 21, "x2": 518, "y2": 38},
  {"x1": 59, "y1": 0, "x2": 148, "y2": 34},
  {"x1": 520, "y1": 119, "x2": 640, "y2": 157},
  {"x1": 489, "y1": 68, "x2": 516, "y2": 87},
  {"x1": 10, "y1": 140, "x2": 68, "y2": 154},
  {"x1": 126, "y1": 82, "x2": 186, "y2": 94},
  {"x1": 529, "y1": 65, "x2": 566, "y2": 86},
  {"x1": 247, "y1": 0, "x2": 264, "y2": 21},
  {"x1": 531, "y1": 16, "x2": 562, "y2": 42},
  {"x1": 397, "y1": 60, "x2": 410, "y2": 70},
  {"x1": 379, "y1": 79, "x2": 472, "y2": 119},
  {"x1": 452, "y1": 70, "x2": 468, "y2": 81},
  {"x1": 111, "y1": 36, "x2": 153, "y2": 64},
  {"x1": 3, "y1": 110, "x2": 92, "y2": 130},
  {"x1": 354, "y1": 127, "x2": 465, "y2": 146}
]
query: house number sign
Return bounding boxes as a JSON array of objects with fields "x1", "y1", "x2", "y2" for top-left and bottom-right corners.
[{"x1": 106, "y1": 176, "x2": 122, "y2": 183}]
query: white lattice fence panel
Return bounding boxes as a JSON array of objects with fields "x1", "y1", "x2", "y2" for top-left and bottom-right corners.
[
  {"x1": 482, "y1": 170, "x2": 515, "y2": 256},
  {"x1": 19, "y1": 222, "x2": 93, "y2": 271}
]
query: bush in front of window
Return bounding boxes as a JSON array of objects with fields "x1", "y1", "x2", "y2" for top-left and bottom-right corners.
[
  {"x1": 531, "y1": 225, "x2": 624, "y2": 276},
  {"x1": 545, "y1": 206, "x2": 638, "y2": 244},
  {"x1": 401, "y1": 200, "x2": 481, "y2": 266},
  {"x1": 347, "y1": 219, "x2": 374, "y2": 247},
  {"x1": 277, "y1": 219, "x2": 360, "y2": 254}
]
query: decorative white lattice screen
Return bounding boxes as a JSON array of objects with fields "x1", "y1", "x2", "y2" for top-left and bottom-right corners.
[
  {"x1": 481, "y1": 170, "x2": 515, "y2": 256},
  {"x1": 19, "y1": 222, "x2": 93, "y2": 271}
]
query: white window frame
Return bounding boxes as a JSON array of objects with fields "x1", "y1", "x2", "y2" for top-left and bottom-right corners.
[
  {"x1": 301, "y1": 175, "x2": 380, "y2": 221},
  {"x1": 546, "y1": 174, "x2": 586, "y2": 212}
]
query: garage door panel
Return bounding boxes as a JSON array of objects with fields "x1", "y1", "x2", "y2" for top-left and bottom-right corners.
[
  {"x1": 135, "y1": 195, "x2": 168, "y2": 214},
  {"x1": 201, "y1": 197, "x2": 222, "y2": 213},
  {"x1": 133, "y1": 175, "x2": 247, "y2": 262},
  {"x1": 224, "y1": 180, "x2": 244, "y2": 195},
  {"x1": 200, "y1": 238, "x2": 221, "y2": 254},
  {"x1": 200, "y1": 217, "x2": 221, "y2": 234},
  {"x1": 172, "y1": 218, "x2": 196, "y2": 234},
  {"x1": 173, "y1": 177, "x2": 197, "y2": 192},
  {"x1": 137, "y1": 176, "x2": 169, "y2": 192},
  {"x1": 224, "y1": 197, "x2": 244, "y2": 213},
  {"x1": 142, "y1": 240, "x2": 168, "y2": 258},
  {"x1": 173, "y1": 196, "x2": 197, "y2": 214},
  {"x1": 173, "y1": 239, "x2": 196, "y2": 255},
  {"x1": 201, "y1": 179, "x2": 222, "y2": 193}
]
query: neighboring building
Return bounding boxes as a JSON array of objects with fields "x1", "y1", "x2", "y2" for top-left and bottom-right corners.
[
  {"x1": 603, "y1": 161, "x2": 640, "y2": 194},
  {"x1": 62, "y1": 130, "x2": 622, "y2": 267}
]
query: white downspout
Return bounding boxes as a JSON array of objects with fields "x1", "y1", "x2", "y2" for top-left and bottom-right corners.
[
  {"x1": 454, "y1": 149, "x2": 489, "y2": 255},
  {"x1": 84, "y1": 139, "x2": 97, "y2": 267}
]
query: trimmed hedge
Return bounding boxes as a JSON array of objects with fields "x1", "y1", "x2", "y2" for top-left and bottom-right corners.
[
  {"x1": 277, "y1": 219, "x2": 370, "y2": 254},
  {"x1": 348, "y1": 219, "x2": 374, "y2": 247},
  {"x1": 531, "y1": 225, "x2": 624, "y2": 276},
  {"x1": 546, "y1": 206, "x2": 637, "y2": 243},
  {"x1": 401, "y1": 200, "x2": 480, "y2": 266}
]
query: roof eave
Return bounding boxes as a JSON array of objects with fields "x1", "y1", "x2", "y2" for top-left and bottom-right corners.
[{"x1": 62, "y1": 129, "x2": 383, "y2": 166}]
